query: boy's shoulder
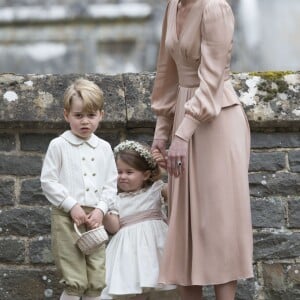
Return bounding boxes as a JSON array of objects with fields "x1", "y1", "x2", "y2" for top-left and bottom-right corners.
[
  {"x1": 47, "y1": 131, "x2": 77, "y2": 149},
  {"x1": 94, "y1": 135, "x2": 113, "y2": 152},
  {"x1": 48, "y1": 134, "x2": 65, "y2": 147}
]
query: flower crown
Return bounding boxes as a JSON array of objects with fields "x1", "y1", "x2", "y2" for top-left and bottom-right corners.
[{"x1": 114, "y1": 140, "x2": 157, "y2": 169}]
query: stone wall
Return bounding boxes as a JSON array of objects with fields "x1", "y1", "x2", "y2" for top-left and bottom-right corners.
[{"x1": 0, "y1": 72, "x2": 300, "y2": 299}]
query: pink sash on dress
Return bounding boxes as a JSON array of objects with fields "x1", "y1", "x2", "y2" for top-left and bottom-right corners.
[{"x1": 120, "y1": 209, "x2": 167, "y2": 228}]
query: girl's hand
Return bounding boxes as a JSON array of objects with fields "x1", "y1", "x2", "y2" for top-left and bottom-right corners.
[
  {"x1": 152, "y1": 149, "x2": 167, "y2": 169},
  {"x1": 151, "y1": 139, "x2": 167, "y2": 160},
  {"x1": 103, "y1": 212, "x2": 120, "y2": 234},
  {"x1": 167, "y1": 136, "x2": 188, "y2": 177},
  {"x1": 86, "y1": 208, "x2": 104, "y2": 229},
  {"x1": 70, "y1": 204, "x2": 87, "y2": 226}
]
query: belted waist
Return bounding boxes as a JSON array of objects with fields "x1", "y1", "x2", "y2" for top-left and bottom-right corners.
[
  {"x1": 178, "y1": 76, "x2": 231, "y2": 88},
  {"x1": 177, "y1": 76, "x2": 240, "y2": 108},
  {"x1": 119, "y1": 209, "x2": 166, "y2": 228},
  {"x1": 178, "y1": 70, "x2": 199, "y2": 87},
  {"x1": 177, "y1": 68, "x2": 231, "y2": 88}
]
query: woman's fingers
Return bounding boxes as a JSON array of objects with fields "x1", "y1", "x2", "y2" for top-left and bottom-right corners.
[{"x1": 167, "y1": 137, "x2": 188, "y2": 176}]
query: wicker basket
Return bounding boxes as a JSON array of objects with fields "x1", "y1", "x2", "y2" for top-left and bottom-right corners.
[{"x1": 74, "y1": 223, "x2": 108, "y2": 255}]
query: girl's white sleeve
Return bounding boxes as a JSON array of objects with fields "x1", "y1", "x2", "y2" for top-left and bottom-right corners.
[{"x1": 96, "y1": 148, "x2": 118, "y2": 215}]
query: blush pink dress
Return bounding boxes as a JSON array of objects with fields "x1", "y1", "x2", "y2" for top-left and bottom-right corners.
[{"x1": 151, "y1": 0, "x2": 253, "y2": 285}]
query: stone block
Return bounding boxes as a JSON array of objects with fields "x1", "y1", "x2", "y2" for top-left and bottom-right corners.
[
  {"x1": 122, "y1": 72, "x2": 156, "y2": 127},
  {"x1": 262, "y1": 263, "x2": 300, "y2": 300},
  {"x1": 0, "y1": 269, "x2": 61, "y2": 300},
  {"x1": 251, "y1": 197, "x2": 285, "y2": 228},
  {"x1": 249, "y1": 151, "x2": 286, "y2": 172},
  {"x1": 287, "y1": 198, "x2": 300, "y2": 228},
  {"x1": 0, "y1": 74, "x2": 126, "y2": 129},
  {"x1": 0, "y1": 154, "x2": 42, "y2": 176},
  {"x1": 288, "y1": 150, "x2": 300, "y2": 172},
  {"x1": 0, "y1": 133, "x2": 16, "y2": 151},
  {"x1": 20, "y1": 133, "x2": 57, "y2": 152},
  {"x1": 0, "y1": 179, "x2": 15, "y2": 206},
  {"x1": 287, "y1": 264, "x2": 300, "y2": 287},
  {"x1": 254, "y1": 232, "x2": 300, "y2": 261},
  {"x1": 251, "y1": 132, "x2": 300, "y2": 149},
  {"x1": 263, "y1": 263, "x2": 285, "y2": 292},
  {"x1": 20, "y1": 179, "x2": 48, "y2": 205},
  {"x1": 29, "y1": 238, "x2": 53, "y2": 264},
  {"x1": 233, "y1": 73, "x2": 300, "y2": 129},
  {"x1": 249, "y1": 172, "x2": 300, "y2": 197},
  {"x1": 0, "y1": 207, "x2": 51, "y2": 237},
  {"x1": 0, "y1": 239, "x2": 25, "y2": 263}
]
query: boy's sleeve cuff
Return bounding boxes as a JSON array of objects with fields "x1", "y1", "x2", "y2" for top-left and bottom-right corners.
[
  {"x1": 61, "y1": 196, "x2": 77, "y2": 213},
  {"x1": 97, "y1": 201, "x2": 108, "y2": 215}
]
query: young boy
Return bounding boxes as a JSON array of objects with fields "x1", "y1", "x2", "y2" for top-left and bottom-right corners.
[{"x1": 41, "y1": 78, "x2": 118, "y2": 300}]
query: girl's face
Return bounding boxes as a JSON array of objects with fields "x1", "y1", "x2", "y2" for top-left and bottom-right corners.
[
  {"x1": 64, "y1": 96, "x2": 103, "y2": 140},
  {"x1": 116, "y1": 158, "x2": 151, "y2": 193}
]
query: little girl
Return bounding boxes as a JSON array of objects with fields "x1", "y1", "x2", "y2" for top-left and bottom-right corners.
[{"x1": 100, "y1": 140, "x2": 177, "y2": 300}]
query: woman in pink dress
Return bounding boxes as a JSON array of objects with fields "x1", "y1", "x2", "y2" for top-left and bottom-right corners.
[{"x1": 151, "y1": 0, "x2": 254, "y2": 299}]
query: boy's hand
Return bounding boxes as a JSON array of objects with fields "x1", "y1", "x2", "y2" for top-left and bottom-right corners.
[
  {"x1": 152, "y1": 149, "x2": 167, "y2": 169},
  {"x1": 70, "y1": 204, "x2": 87, "y2": 226},
  {"x1": 86, "y1": 208, "x2": 104, "y2": 229}
]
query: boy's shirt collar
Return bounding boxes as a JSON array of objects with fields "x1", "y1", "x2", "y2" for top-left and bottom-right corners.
[{"x1": 61, "y1": 130, "x2": 99, "y2": 148}]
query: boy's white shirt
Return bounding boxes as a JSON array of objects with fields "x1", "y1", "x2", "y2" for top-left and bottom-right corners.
[{"x1": 40, "y1": 130, "x2": 118, "y2": 214}]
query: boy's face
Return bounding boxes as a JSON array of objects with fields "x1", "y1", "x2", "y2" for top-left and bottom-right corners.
[{"x1": 64, "y1": 96, "x2": 103, "y2": 140}]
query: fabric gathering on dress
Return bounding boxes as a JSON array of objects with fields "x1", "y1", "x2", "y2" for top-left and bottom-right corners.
[
  {"x1": 151, "y1": 0, "x2": 254, "y2": 286},
  {"x1": 100, "y1": 180, "x2": 176, "y2": 299}
]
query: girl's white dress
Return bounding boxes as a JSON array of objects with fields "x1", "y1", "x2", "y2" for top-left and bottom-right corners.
[{"x1": 100, "y1": 180, "x2": 175, "y2": 299}]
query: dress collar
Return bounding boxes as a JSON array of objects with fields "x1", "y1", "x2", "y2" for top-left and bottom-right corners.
[{"x1": 61, "y1": 130, "x2": 99, "y2": 148}]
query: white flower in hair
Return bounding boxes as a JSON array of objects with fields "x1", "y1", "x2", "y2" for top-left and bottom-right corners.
[{"x1": 114, "y1": 140, "x2": 157, "y2": 168}]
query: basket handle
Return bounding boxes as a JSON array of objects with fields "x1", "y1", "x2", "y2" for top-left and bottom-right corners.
[{"x1": 73, "y1": 223, "x2": 82, "y2": 237}]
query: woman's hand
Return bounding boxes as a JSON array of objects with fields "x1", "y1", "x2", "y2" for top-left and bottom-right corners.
[
  {"x1": 151, "y1": 139, "x2": 167, "y2": 158},
  {"x1": 167, "y1": 136, "x2": 188, "y2": 177}
]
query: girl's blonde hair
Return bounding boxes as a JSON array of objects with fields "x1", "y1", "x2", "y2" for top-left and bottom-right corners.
[
  {"x1": 64, "y1": 78, "x2": 104, "y2": 113},
  {"x1": 114, "y1": 141, "x2": 162, "y2": 189}
]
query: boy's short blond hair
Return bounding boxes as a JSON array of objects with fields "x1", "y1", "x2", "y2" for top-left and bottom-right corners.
[{"x1": 64, "y1": 78, "x2": 104, "y2": 113}]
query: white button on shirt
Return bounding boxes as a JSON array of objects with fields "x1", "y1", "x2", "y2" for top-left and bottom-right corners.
[{"x1": 41, "y1": 130, "x2": 118, "y2": 214}]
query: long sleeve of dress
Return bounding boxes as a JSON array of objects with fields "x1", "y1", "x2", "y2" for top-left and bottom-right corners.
[
  {"x1": 175, "y1": 0, "x2": 235, "y2": 142},
  {"x1": 151, "y1": 1, "x2": 179, "y2": 141},
  {"x1": 97, "y1": 149, "x2": 118, "y2": 214}
]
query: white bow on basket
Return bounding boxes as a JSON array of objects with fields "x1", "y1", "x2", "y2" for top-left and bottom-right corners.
[{"x1": 74, "y1": 223, "x2": 109, "y2": 255}]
